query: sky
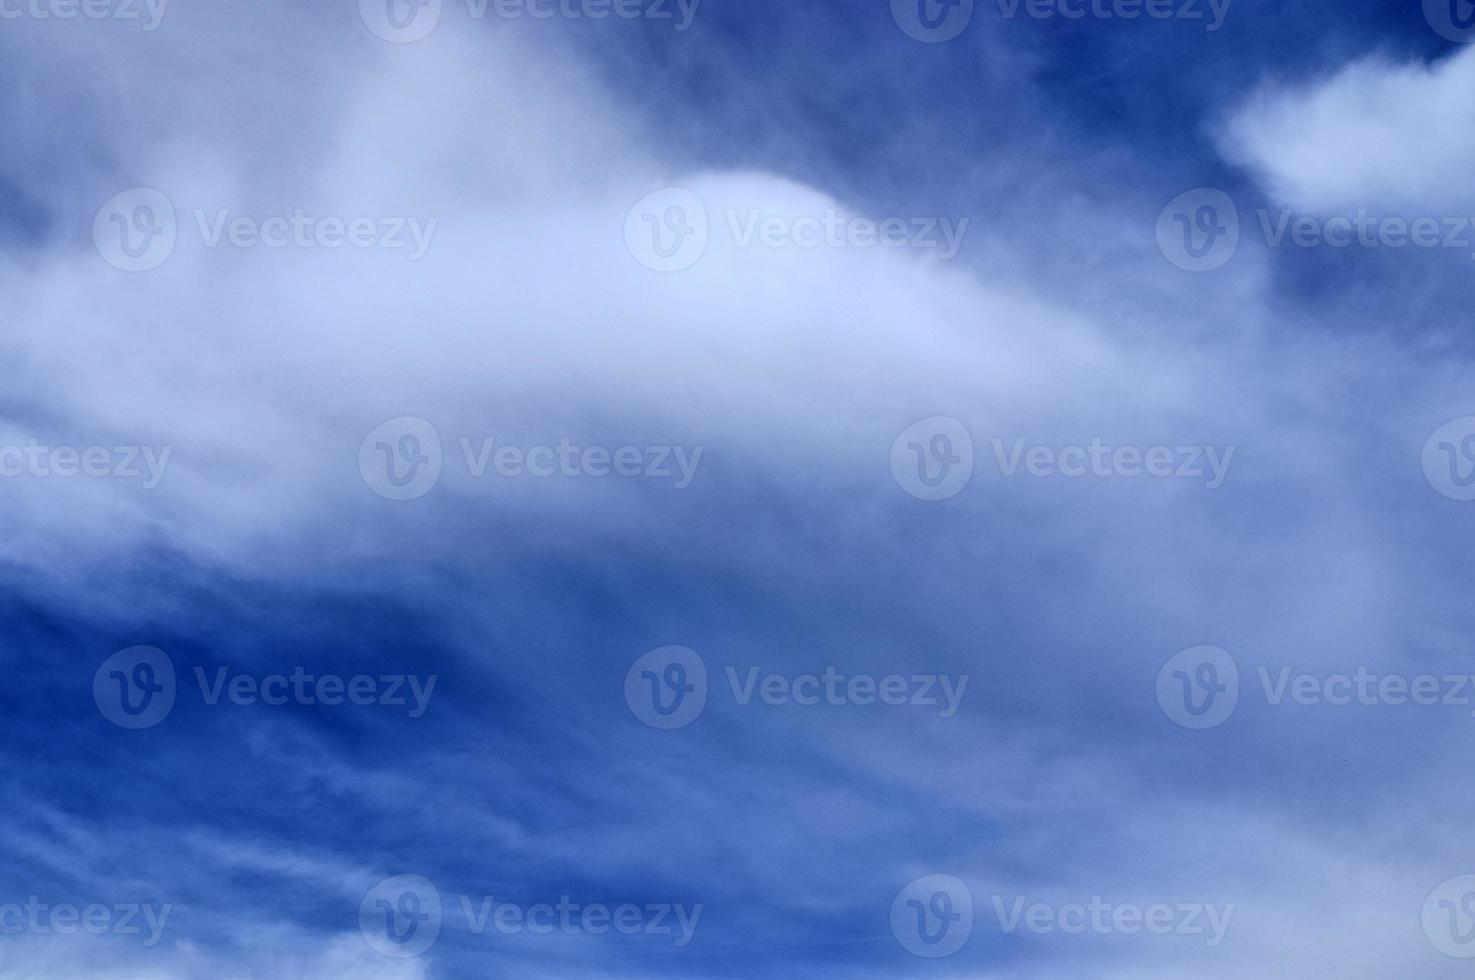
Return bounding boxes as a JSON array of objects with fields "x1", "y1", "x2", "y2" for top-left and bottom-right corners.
[{"x1": 4, "y1": 0, "x2": 1475, "y2": 976}]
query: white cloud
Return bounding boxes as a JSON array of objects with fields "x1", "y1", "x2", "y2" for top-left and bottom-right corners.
[{"x1": 1221, "y1": 46, "x2": 1475, "y2": 213}]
